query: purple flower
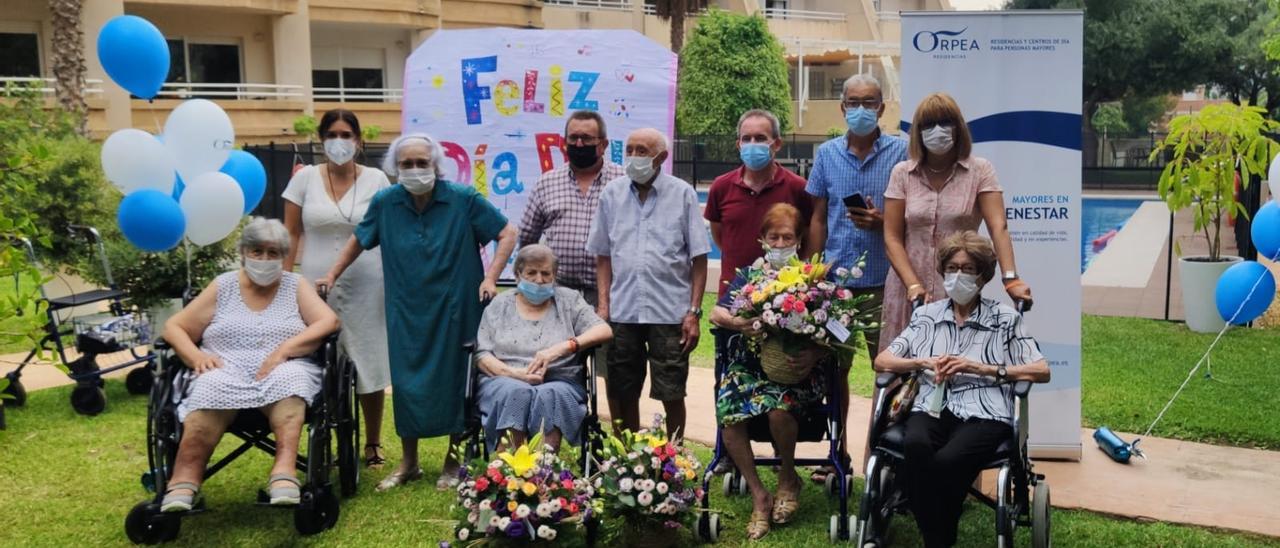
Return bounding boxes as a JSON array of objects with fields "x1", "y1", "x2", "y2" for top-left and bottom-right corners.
[
  {"x1": 560, "y1": 470, "x2": 574, "y2": 482},
  {"x1": 664, "y1": 520, "x2": 681, "y2": 529},
  {"x1": 507, "y1": 519, "x2": 527, "y2": 538}
]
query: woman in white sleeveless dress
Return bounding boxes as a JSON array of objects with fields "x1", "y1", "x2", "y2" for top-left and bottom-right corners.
[{"x1": 283, "y1": 109, "x2": 392, "y2": 469}]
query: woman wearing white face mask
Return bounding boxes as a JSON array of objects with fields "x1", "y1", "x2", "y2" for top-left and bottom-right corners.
[
  {"x1": 158, "y1": 218, "x2": 341, "y2": 512},
  {"x1": 282, "y1": 109, "x2": 393, "y2": 470},
  {"x1": 317, "y1": 132, "x2": 519, "y2": 492},
  {"x1": 880, "y1": 92, "x2": 1032, "y2": 353},
  {"x1": 873, "y1": 231, "x2": 1049, "y2": 548}
]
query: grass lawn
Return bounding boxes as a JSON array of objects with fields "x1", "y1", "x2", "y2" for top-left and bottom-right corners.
[{"x1": 1, "y1": 380, "x2": 1277, "y2": 547}]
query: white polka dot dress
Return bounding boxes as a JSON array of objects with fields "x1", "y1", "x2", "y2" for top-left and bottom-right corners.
[{"x1": 177, "y1": 271, "x2": 323, "y2": 422}]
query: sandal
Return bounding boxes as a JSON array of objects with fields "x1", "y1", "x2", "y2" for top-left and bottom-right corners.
[
  {"x1": 746, "y1": 508, "x2": 771, "y2": 540},
  {"x1": 435, "y1": 469, "x2": 462, "y2": 491},
  {"x1": 160, "y1": 481, "x2": 201, "y2": 513},
  {"x1": 364, "y1": 444, "x2": 386, "y2": 470},
  {"x1": 268, "y1": 474, "x2": 301, "y2": 506},
  {"x1": 808, "y1": 455, "x2": 852, "y2": 485},
  {"x1": 376, "y1": 466, "x2": 424, "y2": 492},
  {"x1": 771, "y1": 489, "x2": 800, "y2": 524}
]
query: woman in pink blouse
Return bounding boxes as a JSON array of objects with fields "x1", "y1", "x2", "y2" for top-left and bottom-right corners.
[{"x1": 880, "y1": 93, "x2": 1033, "y2": 349}]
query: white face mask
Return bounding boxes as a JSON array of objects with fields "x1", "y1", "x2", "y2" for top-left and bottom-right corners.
[
  {"x1": 624, "y1": 155, "x2": 657, "y2": 185},
  {"x1": 244, "y1": 257, "x2": 283, "y2": 286},
  {"x1": 943, "y1": 271, "x2": 980, "y2": 305},
  {"x1": 399, "y1": 168, "x2": 436, "y2": 195},
  {"x1": 922, "y1": 125, "x2": 955, "y2": 156},
  {"x1": 765, "y1": 245, "x2": 798, "y2": 268},
  {"x1": 324, "y1": 138, "x2": 357, "y2": 165}
]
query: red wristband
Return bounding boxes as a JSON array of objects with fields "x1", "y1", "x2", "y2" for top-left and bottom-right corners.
[{"x1": 568, "y1": 337, "x2": 579, "y2": 354}]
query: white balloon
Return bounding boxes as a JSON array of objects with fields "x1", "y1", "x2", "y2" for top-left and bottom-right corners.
[
  {"x1": 1269, "y1": 152, "x2": 1280, "y2": 206},
  {"x1": 180, "y1": 172, "x2": 244, "y2": 246},
  {"x1": 163, "y1": 99, "x2": 235, "y2": 183},
  {"x1": 100, "y1": 129, "x2": 175, "y2": 194}
]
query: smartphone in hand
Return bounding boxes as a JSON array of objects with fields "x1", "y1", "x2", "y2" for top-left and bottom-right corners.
[{"x1": 843, "y1": 193, "x2": 869, "y2": 210}]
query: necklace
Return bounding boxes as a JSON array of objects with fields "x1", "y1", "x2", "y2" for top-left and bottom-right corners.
[
  {"x1": 924, "y1": 162, "x2": 952, "y2": 174},
  {"x1": 324, "y1": 165, "x2": 358, "y2": 223}
]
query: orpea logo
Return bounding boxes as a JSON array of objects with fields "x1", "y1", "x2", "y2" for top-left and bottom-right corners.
[{"x1": 913, "y1": 28, "x2": 980, "y2": 53}]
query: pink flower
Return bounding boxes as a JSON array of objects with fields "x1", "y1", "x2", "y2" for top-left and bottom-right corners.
[{"x1": 794, "y1": 301, "x2": 807, "y2": 313}]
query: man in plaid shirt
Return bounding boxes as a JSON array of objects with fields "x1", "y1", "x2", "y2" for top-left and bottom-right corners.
[{"x1": 518, "y1": 110, "x2": 625, "y2": 307}]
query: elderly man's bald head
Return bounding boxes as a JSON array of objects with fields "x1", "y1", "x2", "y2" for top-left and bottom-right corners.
[{"x1": 626, "y1": 128, "x2": 668, "y2": 155}]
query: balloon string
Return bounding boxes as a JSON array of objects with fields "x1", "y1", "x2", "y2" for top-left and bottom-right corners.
[{"x1": 1142, "y1": 265, "x2": 1272, "y2": 438}]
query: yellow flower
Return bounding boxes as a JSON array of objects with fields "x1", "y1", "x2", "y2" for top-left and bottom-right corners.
[
  {"x1": 684, "y1": 469, "x2": 695, "y2": 480},
  {"x1": 498, "y1": 444, "x2": 540, "y2": 478},
  {"x1": 507, "y1": 500, "x2": 518, "y2": 512},
  {"x1": 750, "y1": 290, "x2": 767, "y2": 304},
  {"x1": 521, "y1": 481, "x2": 538, "y2": 496},
  {"x1": 643, "y1": 434, "x2": 666, "y2": 450},
  {"x1": 507, "y1": 479, "x2": 520, "y2": 492},
  {"x1": 776, "y1": 266, "x2": 803, "y2": 287}
]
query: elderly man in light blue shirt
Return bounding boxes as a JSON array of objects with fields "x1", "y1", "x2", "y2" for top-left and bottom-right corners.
[{"x1": 587, "y1": 127, "x2": 710, "y2": 439}]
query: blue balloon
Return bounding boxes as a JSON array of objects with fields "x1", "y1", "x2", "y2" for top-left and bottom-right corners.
[
  {"x1": 1252, "y1": 201, "x2": 1280, "y2": 261},
  {"x1": 118, "y1": 190, "x2": 185, "y2": 252},
  {"x1": 97, "y1": 15, "x2": 169, "y2": 100},
  {"x1": 1215, "y1": 261, "x2": 1276, "y2": 324},
  {"x1": 218, "y1": 150, "x2": 266, "y2": 214}
]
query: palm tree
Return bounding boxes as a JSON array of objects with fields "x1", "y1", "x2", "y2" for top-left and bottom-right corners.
[
  {"x1": 653, "y1": 0, "x2": 708, "y2": 55},
  {"x1": 49, "y1": 0, "x2": 88, "y2": 136}
]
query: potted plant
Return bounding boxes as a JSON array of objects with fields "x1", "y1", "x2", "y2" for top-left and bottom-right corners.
[{"x1": 1151, "y1": 103, "x2": 1279, "y2": 332}]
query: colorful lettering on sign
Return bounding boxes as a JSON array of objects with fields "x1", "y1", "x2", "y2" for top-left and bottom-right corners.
[
  {"x1": 523, "y1": 70, "x2": 544, "y2": 113},
  {"x1": 472, "y1": 144, "x2": 489, "y2": 197},
  {"x1": 610, "y1": 139, "x2": 623, "y2": 165},
  {"x1": 491, "y1": 152, "x2": 522, "y2": 195},
  {"x1": 549, "y1": 65, "x2": 565, "y2": 117},
  {"x1": 494, "y1": 80, "x2": 520, "y2": 116},
  {"x1": 441, "y1": 141, "x2": 472, "y2": 185},
  {"x1": 535, "y1": 133, "x2": 565, "y2": 173},
  {"x1": 462, "y1": 56, "x2": 498, "y2": 125},
  {"x1": 567, "y1": 71, "x2": 600, "y2": 110}
]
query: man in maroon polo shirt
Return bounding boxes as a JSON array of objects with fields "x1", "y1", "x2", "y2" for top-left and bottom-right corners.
[{"x1": 703, "y1": 109, "x2": 813, "y2": 474}]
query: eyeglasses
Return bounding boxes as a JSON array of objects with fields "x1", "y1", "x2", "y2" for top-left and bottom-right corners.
[
  {"x1": 566, "y1": 134, "x2": 601, "y2": 147},
  {"x1": 943, "y1": 264, "x2": 979, "y2": 275},
  {"x1": 842, "y1": 99, "x2": 882, "y2": 109},
  {"x1": 397, "y1": 158, "x2": 432, "y2": 170}
]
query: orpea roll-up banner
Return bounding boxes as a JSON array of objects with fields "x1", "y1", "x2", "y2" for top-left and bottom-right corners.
[
  {"x1": 901, "y1": 11, "x2": 1084, "y2": 460},
  {"x1": 402, "y1": 29, "x2": 678, "y2": 278}
]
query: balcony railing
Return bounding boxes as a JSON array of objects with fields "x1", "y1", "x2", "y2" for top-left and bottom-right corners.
[
  {"x1": 154, "y1": 82, "x2": 305, "y2": 100},
  {"x1": 313, "y1": 87, "x2": 403, "y2": 102},
  {"x1": 762, "y1": 8, "x2": 847, "y2": 22},
  {"x1": 544, "y1": 0, "x2": 633, "y2": 11},
  {"x1": 0, "y1": 76, "x2": 105, "y2": 96},
  {"x1": 642, "y1": 4, "x2": 708, "y2": 15}
]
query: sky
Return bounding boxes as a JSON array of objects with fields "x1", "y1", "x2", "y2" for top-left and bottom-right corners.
[{"x1": 948, "y1": 0, "x2": 1007, "y2": 9}]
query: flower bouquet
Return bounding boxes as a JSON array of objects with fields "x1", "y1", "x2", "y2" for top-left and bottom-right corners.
[
  {"x1": 450, "y1": 433, "x2": 594, "y2": 546},
  {"x1": 591, "y1": 416, "x2": 703, "y2": 547},
  {"x1": 726, "y1": 254, "x2": 880, "y2": 384}
]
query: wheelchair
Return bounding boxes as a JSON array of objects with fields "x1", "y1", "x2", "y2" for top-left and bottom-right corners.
[
  {"x1": 124, "y1": 333, "x2": 360, "y2": 544},
  {"x1": 4, "y1": 226, "x2": 156, "y2": 416},
  {"x1": 856, "y1": 303, "x2": 1051, "y2": 548},
  {"x1": 697, "y1": 327, "x2": 858, "y2": 542}
]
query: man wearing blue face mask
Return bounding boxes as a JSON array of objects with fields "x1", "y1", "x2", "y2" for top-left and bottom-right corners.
[{"x1": 804, "y1": 73, "x2": 908, "y2": 484}]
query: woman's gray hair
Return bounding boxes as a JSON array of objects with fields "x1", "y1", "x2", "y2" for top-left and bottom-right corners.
[
  {"x1": 514, "y1": 244, "x2": 558, "y2": 276},
  {"x1": 382, "y1": 132, "x2": 447, "y2": 179},
  {"x1": 936, "y1": 230, "x2": 997, "y2": 285},
  {"x1": 239, "y1": 217, "x2": 290, "y2": 255}
]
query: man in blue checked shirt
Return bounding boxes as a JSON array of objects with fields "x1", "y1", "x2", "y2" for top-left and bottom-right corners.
[{"x1": 805, "y1": 73, "x2": 907, "y2": 482}]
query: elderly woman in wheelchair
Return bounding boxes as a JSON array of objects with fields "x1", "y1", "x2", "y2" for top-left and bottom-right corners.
[
  {"x1": 872, "y1": 230, "x2": 1049, "y2": 548},
  {"x1": 472, "y1": 244, "x2": 612, "y2": 453},
  {"x1": 158, "y1": 218, "x2": 341, "y2": 512}
]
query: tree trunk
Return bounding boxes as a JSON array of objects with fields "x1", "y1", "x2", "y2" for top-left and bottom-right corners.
[
  {"x1": 670, "y1": 1, "x2": 686, "y2": 54},
  {"x1": 49, "y1": 0, "x2": 88, "y2": 136}
]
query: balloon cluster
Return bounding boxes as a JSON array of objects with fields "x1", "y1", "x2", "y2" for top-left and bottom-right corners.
[
  {"x1": 98, "y1": 15, "x2": 266, "y2": 252},
  {"x1": 1213, "y1": 156, "x2": 1280, "y2": 324}
]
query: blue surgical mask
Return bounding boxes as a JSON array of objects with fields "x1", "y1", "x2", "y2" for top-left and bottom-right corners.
[
  {"x1": 516, "y1": 278, "x2": 556, "y2": 305},
  {"x1": 739, "y1": 143, "x2": 773, "y2": 171},
  {"x1": 845, "y1": 107, "x2": 879, "y2": 136}
]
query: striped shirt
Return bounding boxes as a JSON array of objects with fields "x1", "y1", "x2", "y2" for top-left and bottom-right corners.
[
  {"x1": 887, "y1": 297, "x2": 1044, "y2": 424},
  {"x1": 518, "y1": 162, "x2": 627, "y2": 290},
  {"x1": 805, "y1": 132, "x2": 907, "y2": 288}
]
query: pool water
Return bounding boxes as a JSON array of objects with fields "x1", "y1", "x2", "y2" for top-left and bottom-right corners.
[{"x1": 1080, "y1": 198, "x2": 1149, "y2": 273}]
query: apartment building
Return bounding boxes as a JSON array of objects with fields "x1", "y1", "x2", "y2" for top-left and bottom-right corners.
[{"x1": 0, "y1": 0, "x2": 948, "y2": 142}]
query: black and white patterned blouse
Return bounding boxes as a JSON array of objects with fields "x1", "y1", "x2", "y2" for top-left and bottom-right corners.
[{"x1": 887, "y1": 297, "x2": 1043, "y2": 424}]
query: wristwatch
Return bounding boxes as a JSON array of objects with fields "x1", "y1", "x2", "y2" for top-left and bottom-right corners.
[
  {"x1": 687, "y1": 306, "x2": 703, "y2": 319},
  {"x1": 996, "y1": 364, "x2": 1008, "y2": 381},
  {"x1": 1002, "y1": 271, "x2": 1019, "y2": 281}
]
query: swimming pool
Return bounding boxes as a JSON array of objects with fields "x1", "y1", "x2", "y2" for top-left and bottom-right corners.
[{"x1": 1080, "y1": 198, "x2": 1149, "y2": 273}]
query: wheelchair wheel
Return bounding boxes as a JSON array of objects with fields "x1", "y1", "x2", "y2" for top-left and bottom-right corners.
[
  {"x1": 721, "y1": 470, "x2": 746, "y2": 496},
  {"x1": 697, "y1": 511, "x2": 721, "y2": 542},
  {"x1": 3, "y1": 374, "x2": 26, "y2": 407},
  {"x1": 124, "y1": 501, "x2": 180, "y2": 544},
  {"x1": 1032, "y1": 481, "x2": 1051, "y2": 548},
  {"x1": 294, "y1": 487, "x2": 340, "y2": 535},
  {"x1": 126, "y1": 367, "x2": 154, "y2": 395},
  {"x1": 70, "y1": 384, "x2": 106, "y2": 416}
]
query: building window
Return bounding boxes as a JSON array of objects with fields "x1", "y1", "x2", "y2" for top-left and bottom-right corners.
[
  {"x1": 312, "y1": 46, "x2": 387, "y2": 102},
  {"x1": 0, "y1": 32, "x2": 41, "y2": 78},
  {"x1": 165, "y1": 38, "x2": 242, "y2": 97}
]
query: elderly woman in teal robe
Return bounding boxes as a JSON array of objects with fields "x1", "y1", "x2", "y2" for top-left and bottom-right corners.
[{"x1": 318, "y1": 132, "x2": 517, "y2": 491}]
